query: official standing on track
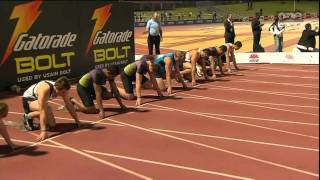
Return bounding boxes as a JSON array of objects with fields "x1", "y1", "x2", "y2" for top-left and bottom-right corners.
[
  {"x1": 224, "y1": 14, "x2": 235, "y2": 44},
  {"x1": 251, "y1": 13, "x2": 264, "y2": 52},
  {"x1": 143, "y1": 12, "x2": 163, "y2": 55}
]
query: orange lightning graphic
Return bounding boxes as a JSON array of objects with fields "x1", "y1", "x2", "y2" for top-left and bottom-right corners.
[
  {"x1": 1, "y1": 0, "x2": 42, "y2": 66},
  {"x1": 86, "y1": 4, "x2": 112, "y2": 55}
]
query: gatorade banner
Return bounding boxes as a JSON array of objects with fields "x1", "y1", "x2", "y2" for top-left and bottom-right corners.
[{"x1": 0, "y1": 1, "x2": 134, "y2": 89}]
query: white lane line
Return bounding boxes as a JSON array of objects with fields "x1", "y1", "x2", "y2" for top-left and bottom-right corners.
[
  {"x1": 197, "y1": 112, "x2": 319, "y2": 126},
  {"x1": 158, "y1": 93, "x2": 319, "y2": 109},
  {"x1": 242, "y1": 72, "x2": 319, "y2": 79},
  {"x1": 8, "y1": 111, "x2": 125, "y2": 127},
  {"x1": 85, "y1": 150, "x2": 255, "y2": 180},
  {"x1": 0, "y1": 138, "x2": 254, "y2": 180},
  {"x1": 206, "y1": 87, "x2": 318, "y2": 100},
  {"x1": 106, "y1": 117, "x2": 319, "y2": 177},
  {"x1": 179, "y1": 92, "x2": 319, "y2": 117},
  {"x1": 147, "y1": 104, "x2": 318, "y2": 139},
  {"x1": 233, "y1": 79, "x2": 318, "y2": 88},
  {"x1": 149, "y1": 129, "x2": 318, "y2": 152},
  {"x1": 0, "y1": 137, "x2": 68, "y2": 149},
  {"x1": 51, "y1": 98, "x2": 174, "y2": 112},
  {"x1": 208, "y1": 86, "x2": 319, "y2": 96},
  {"x1": 203, "y1": 84, "x2": 319, "y2": 100},
  {"x1": 241, "y1": 65, "x2": 319, "y2": 73},
  {"x1": 26, "y1": 132, "x2": 153, "y2": 180},
  {"x1": 183, "y1": 95, "x2": 319, "y2": 109},
  {"x1": 52, "y1": 100, "x2": 318, "y2": 126}
]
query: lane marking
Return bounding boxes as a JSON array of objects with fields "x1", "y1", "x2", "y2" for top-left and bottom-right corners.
[
  {"x1": 233, "y1": 79, "x2": 318, "y2": 88},
  {"x1": 106, "y1": 117, "x2": 319, "y2": 177},
  {"x1": 197, "y1": 112, "x2": 319, "y2": 126},
  {"x1": 179, "y1": 94, "x2": 319, "y2": 109},
  {"x1": 0, "y1": 138, "x2": 254, "y2": 180},
  {"x1": 202, "y1": 84, "x2": 319, "y2": 100},
  {"x1": 140, "y1": 93, "x2": 319, "y2": 110},
  {"x1": 85, "y1": 150, "x2": 255, "y2": 180},
  {"x1": 8, "y1": 111, "x2": 125, "y2": 127},
  {"x1": 149, "y1": 129, "x2": 318, "y2": 152},
  {"x1": 147, "y1": 104, "x2": 319, "y2": 139},
  {"x1": 52, "y1": 100, "x2": 319, "y2": 126},
  {"x1": 179, "y1": 92, "x2": 319, "y2": 117},
  {"x1": 242, "y1": 72, "x2": 319, "y2": 79},
  {"x1": 35, "y1": 132, "x2": 153, "y2": 180},
  {"x1": 241, "y1": 65, "x2": 319, "y2": 73}
]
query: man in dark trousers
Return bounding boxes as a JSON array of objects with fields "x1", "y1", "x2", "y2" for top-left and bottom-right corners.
[
  {"x1": 296, "y1": 23, "x2": 319, "y2": 52},
  {"x1": 224, "y1": 14, "x2": 235, "y2": 43},
  {"x1": 143, "y1": 12, "x2": 163, "y2": 55},
  {"x1": 251, "y1": 13, "x2": 264, "y2": 52}
]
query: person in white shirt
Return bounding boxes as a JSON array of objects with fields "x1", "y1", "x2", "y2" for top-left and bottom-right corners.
[
  {"x1": 143, "y1": 12, "x2": 163, "y2": 55},
  {"x1": 269, "y1": 15, "x2": 285, "y2": 52}
]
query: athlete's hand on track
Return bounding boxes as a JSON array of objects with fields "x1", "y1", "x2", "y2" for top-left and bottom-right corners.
[
  {"x1": 36, "y1": 131, "x2": 48, "y2": 142},
  {"x1": 157, "y1": 91, "x2": 164, "y2": 97},
  {"x1": 167, "y1": 87, "x2": 173, "y2": 95},
  {"x1": 98, "y1": 111, "x2": 106, "y2": 119},
  {"x1": 120, "y1": 104, "x2": 127, "y2": 110},
  {"x1": 136, "y1": 98, "x2": 142, "y2": 106},
  {"x1": 191, "y1": 81, "x2": 197, "y2": 87}
]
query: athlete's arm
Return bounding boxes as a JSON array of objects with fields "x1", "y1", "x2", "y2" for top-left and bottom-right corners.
[
  {"x1": 36, "y1": 83, "x2": 50, "y2": 141},
  {"x1": 62, "y1": 91, "x2": 81, "y2": 126},
  {"x1": 135, "y1": 73, "x2": 143, "y2": 106},
  {"x1": 147, "y1": 68, "x2": 163, "y2": 96},
  {"x1": 93, "y1": 83, "x2": 105, "y2": 119},
  {"x1": 174, "y1": 60, "x2": 187, "y2": 88},
  {"x1": 109, "y1": 79, "x2": 126, "y2": 109},
  {"x1": 190, "y1": 50, "x2": 197, "y2": 86},
  {"x1": 164, "y1": 57, "x2": 173, "y2": 95}
]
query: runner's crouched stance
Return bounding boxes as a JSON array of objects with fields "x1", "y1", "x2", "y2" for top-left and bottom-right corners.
[
  {"x1": 201, "y1": 45, "x2": 228, "y2": 79},
  {"x1": 220, "y1": 41, "x2": 242, "y2": 73},
  {"x1": 117, "y1": 55, "x2": 163, "y2": 106},
  {"x1": 22, "y1": 76, "x2": 81, "y2": 141},
  {"x1": 180, "y1": 48, "x2": 211, "y2": 86},
  {"x1": 70, "y1": 66, "x2": 126, "y2": 120},
  {"x1": 0, "y1": 102, "x2": 18, "y2": 150},
  {"x1": 153, "y1": 51, "x2": 188, "y2": 95}
]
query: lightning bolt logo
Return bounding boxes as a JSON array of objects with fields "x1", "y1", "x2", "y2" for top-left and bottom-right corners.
[
  {"x1": 1, "y1": 0, "x2": 42, "y2": 66},
  {"x1": 86, "y1": 4, "x2": 112, "y2": 55}
]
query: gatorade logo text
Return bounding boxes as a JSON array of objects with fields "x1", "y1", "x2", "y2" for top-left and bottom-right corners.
[{"x1": 1, "y1": 0, "x2": 42, "y2": 66}]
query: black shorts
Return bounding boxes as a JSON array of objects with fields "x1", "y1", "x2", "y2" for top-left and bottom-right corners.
[
  {"x1": 77, "y1": 83, "x2": 107, "y2": 107},
  {"x1": 121, "y1": 72, "x2": 148, "y2": 94},
  {"x1": 220, "y1": 54, "x2": 226, "y2": 63},
  {"x1": 22, "y1": 97, "x2": 37, "y2": 114},
  {"x1": 153, "y1": 65, "x2": 166, "y2": 79}
]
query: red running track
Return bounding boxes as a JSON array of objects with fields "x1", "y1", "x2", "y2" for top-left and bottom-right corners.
[{"x1": 0, "y1": 63, "x2": 318, "y2": 180}]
